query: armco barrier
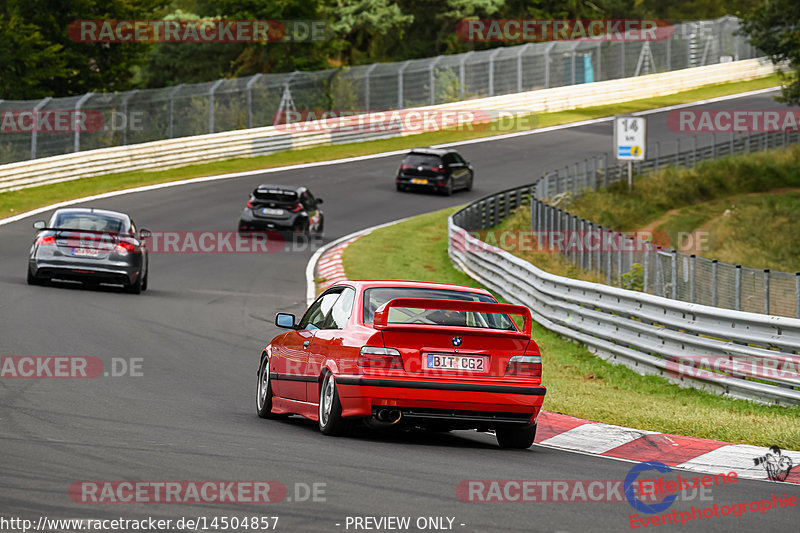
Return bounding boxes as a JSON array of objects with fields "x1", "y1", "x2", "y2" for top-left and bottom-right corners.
[
  {"x1": 0, "y1": 58, "x2": 775, "y2": 193},
  {"x1": 448, "y1": 192, "x2": 800, "y2": 405}
]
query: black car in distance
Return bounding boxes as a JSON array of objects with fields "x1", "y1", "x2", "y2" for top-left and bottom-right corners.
[
  {"x1": 238, "y1": 184, "x2": 324, "y2": 239},
  {"x1": 27, "y1": 208, "x2": 150, "y2": 294},
  {"x1": 395, "y1": 147, "x2": 474, "y2": 195}
]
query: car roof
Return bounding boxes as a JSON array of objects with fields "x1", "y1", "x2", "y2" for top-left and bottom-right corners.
[
  {"x1": 405, "y1": 147, "x2": 458, "y2": 157},
  {"x1": 335, "y1": 280, "x2": 493, "y2": 297},
  {"x1": 53, "y1": 207, "x2": 130, "y2": 222},
  {"x1": 254, "y1": 184, "x2": 304, "y2": 193}
]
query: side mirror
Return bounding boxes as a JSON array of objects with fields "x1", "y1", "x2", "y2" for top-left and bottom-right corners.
[
  {"x1": 316, "y1": 198, "x2": 323, "y2": 204},
  {"x1": 275, "y1": 313, "x2": 297, "y2": 329},
  {"x1": 139, "y1": 229, "x2": 152, "y2": 238},
  {"x1": 33, "y1": 220, "x2": 46, "y2": 230}
]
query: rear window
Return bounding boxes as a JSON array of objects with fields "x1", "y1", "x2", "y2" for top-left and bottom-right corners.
[
  {"x1": 363, "y1": 287, "x2": 517, "y2": 331},
  {"x1": 402, "y1": 154, "x2": 442, "y2": 167},
  {"x1": 52, "y1": 213, "x2": 125, "y2": 233},
  {"x1": 253, "y1": 189, "x2": 298, "y2": 202}
]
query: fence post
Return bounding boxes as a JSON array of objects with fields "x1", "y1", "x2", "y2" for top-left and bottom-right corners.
[
  {"x1": 544, "y1": 42, "x2": 555, "y2": 88},
  {"x1": 73, "y1": 92, "x2": 94, "y2": 153},
  {"x1": 398, "y1": 60, "x2": 411, "y2": 109},
  {"x1": 711, "y1": 259, "x2": 718, "y2": 307},
  {"x1": 763, "y1": 269, "x2": 770, "y2": 315},
  {"x1": 666, "y1": 30, "x2": 671, "y2": 70},
  {"x1": 120, "y1": 89, "x2": 138, "y2": 146},
  {"x1": 208, "y1": 79, "x2": 224, "y2": 134},
  {"x1": 586, "y1": 221, "x2": 592, "y2": 271},
  {"x1": 606, "y1": 231, "x2": 613, "y2": 284},
  {"x1": 30, "y1": 97, "x2": 51, "y2": 159},
  {"x1": 671, "y1": 251, "x2": 678, "y2": 299},
  {"x1": 458, "y1": 52, "x2": 473, "y2": 99},
  {"x1": 488, "y1": 48, "x2": 502, "y2": 96},
  {"x1": 429, "y1": 55, "x2": 443, "y2": 105},
  {"x1": 796, "y1": 272, "x2": 800, "y2": 319},
  {"x1": 517, "y1": 43, "x2": 531, "y2": 92},
  {"x1": 617, "y1": 233, "x2": 624, "y2": 286},
  {"x1": 643, "y1": 245, "x2": 649, "y2": 293},
  {"x1": 245, "y1": 74, "x2": 262, "y2": 129},
  {"x1": 689, "y1": 254, "x2": 696, "y2": 303},
  {"x1": 735, "y1": 265, "x2": 742, "y2": 311},
  {"x1": 168, "y1": 84, "x2": 184, "y2": 137}
]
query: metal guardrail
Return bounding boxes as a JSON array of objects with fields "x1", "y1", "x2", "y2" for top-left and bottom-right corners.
[
  {"x1": 449, "y1": 213, "x2": 800, "y2": 405},
  {"x1": 448, "y1": 133, "x2": 800, "y2": 404},
  {"x1": 0, "y1": 17, "x2": 755, "y2": 165}
]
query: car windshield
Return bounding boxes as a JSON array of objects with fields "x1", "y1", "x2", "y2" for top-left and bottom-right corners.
[
  {"x1": 52, "y1": 212, "x2": 125, "y2": 233},
  {"x1": 402, "y1": 154, "x2": 442, "y2": 167},
  {"x1": 253, "y1": 189, "x2": 298, "y2": 202},
  {"x1": 363, "y1": 287, "x2": 517, "y2": 331}
]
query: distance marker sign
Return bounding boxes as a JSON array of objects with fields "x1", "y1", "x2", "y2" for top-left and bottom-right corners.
[{"x1": 614, "y1": 115, "x2": 646, "y2": 161}]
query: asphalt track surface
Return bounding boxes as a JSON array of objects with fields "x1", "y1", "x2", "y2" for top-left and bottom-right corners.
[{"x1": 1, "y1": 90, "x2": 798, "y2": 532}]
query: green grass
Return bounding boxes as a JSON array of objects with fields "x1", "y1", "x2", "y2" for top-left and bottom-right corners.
[
  {"x1": 1, "y1": 73, "x2": 780, "y2": 219},
  {"x1": 342, "y1": 206, "x2": 800, "y2": 449},
  {"x1": 562, "y1": 145, "x2": 800, "y2": 271}
]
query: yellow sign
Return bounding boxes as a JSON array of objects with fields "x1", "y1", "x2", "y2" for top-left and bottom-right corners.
[{"x1": 631, "y1": 145, "x2": 642, "y2": 157}]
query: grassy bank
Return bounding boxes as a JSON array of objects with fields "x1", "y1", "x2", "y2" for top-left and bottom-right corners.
[
  {"x1": 1, "y1": 74, "x2": 780, "y2": 219},
  {"x1": 342, "y1": 205, "x2": 800, "y2": 449},
  {"x1": 563, "y1": 144, "x2": 800, "y2": 271}
]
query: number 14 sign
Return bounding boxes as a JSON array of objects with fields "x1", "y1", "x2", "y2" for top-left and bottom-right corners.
[{"x1": 614, "y1": 115, "x2": 646, "y2": 161}]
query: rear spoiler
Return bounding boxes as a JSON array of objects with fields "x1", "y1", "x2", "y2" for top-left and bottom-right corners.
[{"x1": 372, "y1": 298, "x2": 532, "y2": 337}]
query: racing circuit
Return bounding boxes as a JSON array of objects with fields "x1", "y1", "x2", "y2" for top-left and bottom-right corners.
[{"x1": 1, "y1": 90, "x2": 799, "y2": 532}]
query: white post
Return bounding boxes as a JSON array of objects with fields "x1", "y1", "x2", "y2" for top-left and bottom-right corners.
[
  {"x1": 397, "y1": 60, "x2": 411, "y2": 109},
  {"x1": 208, "y1": 79, "x2": 224, "y2": 134},
  {"x1": 73, "y1": 92, "x2": 94, "y2": 153},
  {"x1": 30, "y1": 97, "x2": 51, "y2": 159},
  {"x1": 246, "y1": 74, "x2": 262, "y2": 129}
]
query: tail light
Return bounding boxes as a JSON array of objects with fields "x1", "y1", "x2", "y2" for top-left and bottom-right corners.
[
  {"x1": 400, "y1": 164, "x2": 411, "y2": 170},
  {"x1": 291, "y1": 203, "x2": 303, "y2": 213},
  {"x1": 246, "y1": 201, "x2": 254, "y2": 209},
  {"x1": 35, "y1": 235, "x2": 55, "y2": 246},
  {"x1": 358, "y1": 347, "x2": 403, "y2": 370},
  {"x1": 114, "y1": 239, "x2": 136, "y2": 255},
  {"x1": 431, "y1": 165, "x2": 445, "y2": 173},
  {"x1": 505, "y1": 355, "x2": 542, "y2": 378}
]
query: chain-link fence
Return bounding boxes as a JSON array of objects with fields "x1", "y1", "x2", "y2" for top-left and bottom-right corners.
[
  {"x1": 0, "y1": 16, "x2": 759, "y2": 165},
  {"x1": 528, "y1": 129, "x2": 800, "y2": 318}
]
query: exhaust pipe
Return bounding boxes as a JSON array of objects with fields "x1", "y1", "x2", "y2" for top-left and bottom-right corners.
[{"x1": 375, "y1": 409, "x2": 402, "y2": 425}]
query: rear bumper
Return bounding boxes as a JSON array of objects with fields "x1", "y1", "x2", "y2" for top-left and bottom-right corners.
[
  {"x1": 30, "y1": 259, "x2": 139, "y2": 284},
  {"x1": 396, "y1": 175, "x2": 447, "y2": 190},
  {"x1": 335, "y1": 375, "x2": 545, "y2": 426}
]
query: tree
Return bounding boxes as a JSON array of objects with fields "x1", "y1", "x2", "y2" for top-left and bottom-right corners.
[
  {"x1": 322, "y1": 0, "x2": 414, "y2": 64},
  {"x1": 740, "y1": 0, "x2": 800, "y2": 105},
  {"x1": 1, "y1": 0, "x2": 164, "y2": 98}
]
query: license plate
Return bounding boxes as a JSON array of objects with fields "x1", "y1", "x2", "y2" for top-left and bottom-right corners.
[
  {"x1": 426, "y1": 353, "x2": 486, "y2": 372},
  {"x1": 261, "y1": 208, "x2": 284, "y2": 216},
  {"x1": 411, "y1": 178, "x2": 428, "y2": 185},
  {"x1": 72, "y1": 247, "x2": 99, "y2": 257}
]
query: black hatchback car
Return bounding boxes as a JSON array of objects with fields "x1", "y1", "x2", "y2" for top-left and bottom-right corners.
[
  {"x1": 27, "y1": 208, "x2": 150, "y2": 294},
  {"x1": 238, "y1": 184, "x2": 324, "y2": 237},
  {"x1": 395, "y1": 148, "x2": 473, "y2": 195}
]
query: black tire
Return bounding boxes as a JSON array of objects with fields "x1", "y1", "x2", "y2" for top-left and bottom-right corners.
[
  {"x1": 26, "y1": 267, "x2": 42, "y2": 286},
  {"x1": 318, "y1": 373, "x2": 352, "y2": 436},
  {"x1": 141, "y1": 268, "x2": 149, "y2": 291},
  {"x1": 125, "y1": 273, "x2": 143, "y2": 294},
  {"x1": 496, "y1": 424, "x2": 537, "y2": 449},
  {"x1": 396, "y1": 183, "x2": 404, "y2": 192},
  {"x1": 442, "y1": 178, "x2": 454, "y2": 196},
  {"x1": 256, "y1": 355, "x2": 284, "y2": 419}
]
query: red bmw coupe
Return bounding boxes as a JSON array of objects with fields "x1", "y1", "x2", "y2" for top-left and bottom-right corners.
[{"x1": 255, "y1": 280, "x2": 546, "y2": 448}]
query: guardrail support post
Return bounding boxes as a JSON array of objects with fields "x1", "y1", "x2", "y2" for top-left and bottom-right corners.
[
  {"x1": 689, "y1": 254, "x2": 696, "y2": 303},
  {"x1": 643, "y1": 245, "x2": 650, "y2": 293},
  {"x1": 587, "y1": 222, "x2": 593, "y2": 271},
  {"x1": 763, "y1": 269, "x2": 770, "y2": 315},
  {"x1": 606, "y1": 230, "x2": 613, "y2": 285},
  {"x1": 579, "y1": 218, "x2": 585, "y2": 270},
  {"x1": 617, "y1": 236, "x2": 624, "y2": 287},
  {"x1": 735, "y1": 265, "x2": 742, "y2": 311},
  {"x1": 30, "y1": 97, "x2": 51, "y2": 159},
  {"x1": 208, "y1": 79, "x2": 224, "y2": 134},
  {"x1": 711, "y1": 259, "x2": 718, "y2": 307}
]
